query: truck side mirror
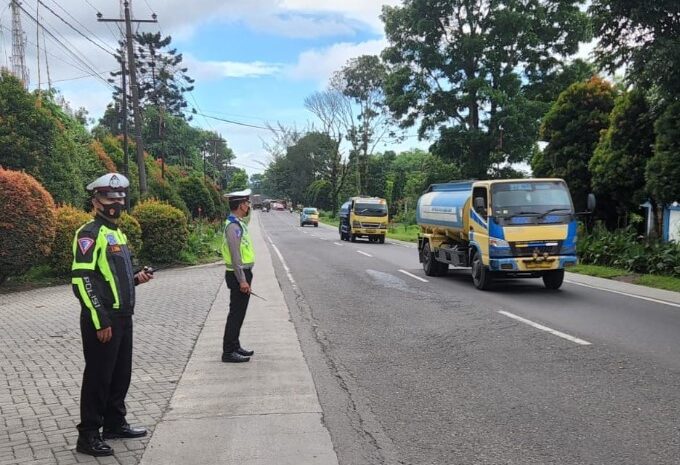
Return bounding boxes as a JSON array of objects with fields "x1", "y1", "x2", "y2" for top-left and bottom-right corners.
[
  {"x1": 474, "y1": 197, "x2": 485, "y2": 211},
  {"x1": 587, "y1": 193, "x2": 596, "y2": 212}
]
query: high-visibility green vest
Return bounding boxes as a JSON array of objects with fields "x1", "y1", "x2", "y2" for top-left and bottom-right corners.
[{"x1": 221, "y1": 215, "x2": 255, "y2": 270}]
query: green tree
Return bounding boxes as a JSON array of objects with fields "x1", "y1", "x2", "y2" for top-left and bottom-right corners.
[
  {"x1": 533, "y1": 77, "x2": 617, "y2": 212},
  {"x1": 590, "y1": 0, "x2": 680, "y2": 99},
  {"x1": 589, "y1": 90, "x2": 655, "y2": 219},
  {"x1": 381, "y1": 0, "x2": 590, "y2": 178},
  {"x1": 646, "y1": 102, "x2": 680, "y2": 208},
  {"x1": 226, "y1": 169, "x2": 249, "y2": 192},
  {"x1": 332, "y1": 55, "x2": 394, "y2": 194},
  {"x1": 177, "y1": 175, "x2": 216, "y2": 219}
]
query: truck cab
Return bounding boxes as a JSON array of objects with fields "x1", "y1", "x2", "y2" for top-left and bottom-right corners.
[{"x1": 338, "y1": 197, "x2": 388, "y2": 243}]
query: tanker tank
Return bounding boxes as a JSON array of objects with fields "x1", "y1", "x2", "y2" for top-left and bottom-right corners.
[{"x1": 416, "y1": 181, "x2": 474, "y2": 241}]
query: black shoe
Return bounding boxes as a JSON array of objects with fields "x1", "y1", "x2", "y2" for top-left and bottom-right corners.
[
  {"x1": 103, "y1": 423, "x2": 147, "y2": 439},
  {"x1": 222, "y1": 351, "x2": 250, "y2": 363},
  {"x1": 237, "y1": 346, "x2": 254, "y2": 357},
  {"x1": 76, "y1": 433, "x2": 114, "y2": 456}
]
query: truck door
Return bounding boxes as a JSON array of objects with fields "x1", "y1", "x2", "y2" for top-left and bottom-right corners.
[{"x1": 471, "y1": 186, "x2": 490, "y2": 265}]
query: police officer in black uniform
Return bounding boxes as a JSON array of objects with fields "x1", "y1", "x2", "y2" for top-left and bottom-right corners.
[{"x1": 71, "y1": 173, "x2": 153, "y2": 457}]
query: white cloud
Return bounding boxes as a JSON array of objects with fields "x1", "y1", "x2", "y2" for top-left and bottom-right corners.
[
  {"x1": 280, "y1": 0, "x2": 402, "y2": 33},
  {"x1": 288, "y1": 39, "x2": 387, "y2": 83},
  {"x1": 185, "y1": 55, "x2": 282, "y2": 80}
]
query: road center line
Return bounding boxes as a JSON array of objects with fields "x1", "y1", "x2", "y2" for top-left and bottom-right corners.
[
  {"x1": 333, "y1": 242, "x2": 343, "y2": 246},
  {"x1": 498, "y1": 310, "x2": 591, "y2": 346},
  {"x1": 267, "y1": 235, "x2": 297, "y2": 289},
  {"x1": 565, "y1": 280, "x2": 680, "y2": 309},
  {"x1": 398, "y1": 269, "x2": 428, "y2": 282},
  {"x1": 357, "y1": 250, "x2": 372, "y2": 257}
]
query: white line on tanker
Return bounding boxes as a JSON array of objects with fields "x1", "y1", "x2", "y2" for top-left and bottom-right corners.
[
  {"x1": 357, "y1": 251, "x2": 372, "y2": 257},
  {"x1": 398, "y1": 269, "x2": 429, "y2": 283},
  {"x1": 498, "y1": 311, "x2": 591, "y2": 346}
]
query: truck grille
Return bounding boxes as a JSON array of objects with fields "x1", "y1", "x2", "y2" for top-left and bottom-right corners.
[
  {"x1": 360, "y1": 222, "x2": 381, "y2": 228},
  {"x1": 510, "y1": 241, "x2": 562, "y2": 257}
]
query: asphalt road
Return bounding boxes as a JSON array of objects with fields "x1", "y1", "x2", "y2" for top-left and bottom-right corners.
[{"x1": 258, "y1": 210, "x2": 680, "y2": 465}]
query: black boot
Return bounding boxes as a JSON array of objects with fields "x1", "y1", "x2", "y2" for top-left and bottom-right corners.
[
  {"x1": 236, "y1": 346, "x2": 254, "y2": 357},
  {"x1": 103, "y1": 423, "x2": 147, "y2": 439},
  {"x1": 76, "y1": 432, "x2": 114, "y2": 457},
  {"x1": 222, "y1": 351, "x2": 250, "y2": 363}
]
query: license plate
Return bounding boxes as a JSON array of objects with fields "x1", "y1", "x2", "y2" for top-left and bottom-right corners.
[{"x1": 525, "y1": 261, "x2": 552, "y2": 269}]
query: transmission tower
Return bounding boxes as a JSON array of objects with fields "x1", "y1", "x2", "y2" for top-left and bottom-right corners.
[{"x1": 10, "y1": 0, "x2": 29, "y2": 88}]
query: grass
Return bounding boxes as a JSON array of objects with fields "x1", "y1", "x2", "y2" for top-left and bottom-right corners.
[
  {"x1": 634, "y1": 274, "x2": 680, "y2": 292},
  {"x1": 0, "y1": 265, "x2": 69, "y2": 294},
  {"x1": 387, "y1": 224, "x2": 419, "y2": 242},
  {"x1": 569, "y1": 264, "x2": 630, "y2": 279}
]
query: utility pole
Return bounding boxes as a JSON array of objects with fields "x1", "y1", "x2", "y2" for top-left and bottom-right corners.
[
  {"x1": 207, "y1": 137, "x2": 222, "y2": 185},
  {"x1": 120, "y1": 56, "x2": 130, "y2": 211},
  {"x1": 98, "y1": 2, "x2": 157, "y2": 195}
]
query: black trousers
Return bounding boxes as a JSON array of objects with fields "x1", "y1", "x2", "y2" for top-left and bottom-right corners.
[
  {"x1": 78, "y1": 314, "x2": 132, "y2": 435},
  {"x1": 223, "y1": 269, "x2": 253, "y2": 354}
]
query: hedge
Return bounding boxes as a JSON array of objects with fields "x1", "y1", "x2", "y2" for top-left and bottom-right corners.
[
  {"x1": 119, "y1": 212, "x2": 143, "y2": 257},
  {"x1": 50, "y1": 205, "x2": 92, "y2": 276},
  {"x1": 132, "y1": 199, "x2": 188, "y2": 263},
  {"x1": 0, "y1": 167, "x2": 56, "y2": 283}
]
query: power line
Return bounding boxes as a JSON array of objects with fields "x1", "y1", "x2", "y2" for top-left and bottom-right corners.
[
  {"x1": 37, "y1": 0, "x2": 114, "y2": 56},
  {"x1": 42, "y1": 0, "x2": 117, "y2": 54},
  {"x1": 196, "y1": 112, "x2": 284, "y2": 132},
  {"x1": 51, "y1": 69, "x2": 117, "y2": 83},
  {"x1": 16, "y1": 2, "x2": 113, "y2": 89}
]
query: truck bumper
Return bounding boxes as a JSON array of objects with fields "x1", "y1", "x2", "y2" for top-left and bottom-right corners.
[
  {"x1": 354, "y1": 228, "x2": 386, "y2": 236},
  {"x1": 488, "y1": 255, "x2": 577, "y2": 272}
]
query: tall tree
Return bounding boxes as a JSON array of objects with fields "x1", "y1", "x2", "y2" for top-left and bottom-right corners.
[
  {"x1": 533, "y1": 77, "x2": 616, "y2": 212},
  {"x1": 589, "y1": 90, "x2": 655, "y2": 219},
  {"x1": 331, "y1": 55, "x2": 396, "y2": 194},
  {"x1": 381, "y1": 0, "x2": 590, "y2": 178},
  {"x1": 646, "y1": 102, "x2": 680, "y2": 208},
  {"x1": 304, "y1": 90, "x2": 352, "y2": 214},
  {"x1": 590, "y1": 0, "x2": 680, "y2": 99}
]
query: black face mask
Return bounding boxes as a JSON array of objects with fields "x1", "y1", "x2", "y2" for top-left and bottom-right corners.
[{"x1": 98, "y1": 201, "x2": 124, "y2": 219}]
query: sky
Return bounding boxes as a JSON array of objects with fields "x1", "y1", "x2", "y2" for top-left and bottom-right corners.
[
  {"x1": 0, "y1": 0, "x2": 595, "y2": 176},
  {"x1": 0, "y1": 0, "x2": 424, "y2": 175}
]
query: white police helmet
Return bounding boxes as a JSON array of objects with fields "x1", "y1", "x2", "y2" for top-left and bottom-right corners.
[
  {"x1": 86, "y1": 173, "x2": 130, "y2": 199},
  {"x1": 223, "y1": 188, "x2": 251, "y2": 202}
]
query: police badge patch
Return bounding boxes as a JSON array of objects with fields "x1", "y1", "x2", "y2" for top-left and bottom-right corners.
[
  {"x1": 106, "y1": 234, "x2": 117, "y2": 245},
  {"x1": 78, "y1": 237, "x2": 95, "y2": 255}
]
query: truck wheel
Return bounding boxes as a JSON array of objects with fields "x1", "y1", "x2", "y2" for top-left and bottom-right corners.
[
  {"x1": 422, "y1": 242, "x2": 442, "y2": 276},
  {"x1": 543, "y1": 270, "x2": 565, "y2": 290},
  {"x1": 471, "y1": 251, "x2": 492, "y2": 290},
  {"x1": 350, "y1": 234, "x2": 357, "y2": 242},
  {"x1": 314, "y1": 223, "x2": 318, "y2": 227},
  {"x1": 379, "y1": 236, "x2": 385, "y2": 244}
]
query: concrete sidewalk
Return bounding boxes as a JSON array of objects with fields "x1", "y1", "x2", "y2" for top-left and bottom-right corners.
[{"x1": 139, "y1": 217, "x2": 339, "y2": 465}]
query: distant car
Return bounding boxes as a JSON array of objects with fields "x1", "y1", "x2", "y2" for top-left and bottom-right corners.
[
  {"x1": 300, "y1": 207, "x2": 319, "y2": 227},
  {"x1": 272, "y1": 202, "x2": 285, "y2": 210}
]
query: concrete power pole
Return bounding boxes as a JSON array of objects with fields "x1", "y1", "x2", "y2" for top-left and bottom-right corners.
[
  {"x1": 10, "y1": 0, "x2": 29, "y2": 88},
  {"x1": 98, "y1": 2, "x2": 157, "y2": 195}
]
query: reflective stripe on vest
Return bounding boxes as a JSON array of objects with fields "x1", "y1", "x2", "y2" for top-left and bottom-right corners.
[{"x1": 221, "y1": 215, "x2": 255, "y2": 270}]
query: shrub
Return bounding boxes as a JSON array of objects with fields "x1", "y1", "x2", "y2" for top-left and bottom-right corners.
[
  {"x1": 0, "y1": 168, "x2": 56, "y2": 283},
  {"x1": 50, "y1": 205, "x2": 92, "y2": 276},
  {"x1": 132, "y1": 199, "x2": 188, "y2": 263},
  {"x1": 177, "y1": 175, "x2": 216, "y2": 219},
  {"x1": 119, "y1": 212, "x2": 143, "y2": 257}
]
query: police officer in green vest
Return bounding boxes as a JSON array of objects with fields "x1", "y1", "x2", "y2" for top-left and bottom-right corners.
[
  {"x1": 71, "y1": 173, "x2": 154, "y2": 457},
  {"x1": 221, "y1": 188, "x2": 256, "y2": 363}
]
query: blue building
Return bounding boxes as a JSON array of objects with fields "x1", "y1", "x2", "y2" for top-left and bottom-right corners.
[{"x1": 663, "y1": 202, "x2": 680, "y2": 242}]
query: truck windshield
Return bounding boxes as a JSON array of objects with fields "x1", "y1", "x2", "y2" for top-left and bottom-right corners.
[
  {"x1": 303, "y1": 208, "x2": 318, "y2": 214},
  {"x1": 491, "y1": 181, "x2": 573, "y2": 217},
  {"x1": 354, "y1": 203, "x2": 387, "y2": 217}
]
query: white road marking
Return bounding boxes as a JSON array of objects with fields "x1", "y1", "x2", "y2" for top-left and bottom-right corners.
[
  {"x1": 398, "y1": 269, "x2": 428, "y2": 282},
  {"x1": 333, "y1": 242, "x2": 344, "y2": 246},
  {"x1": 498, "y1": 310, "x2": 591, "y2": 346},
  {"x1": 357, "y1": 250, "x2": 372, "y2": 257},
  {"x1": 565, "y1": 280, "x2": 680, "y2": 309},
  {"x1": 267, "y1": 236, "x2": 297, "y2": 289}
]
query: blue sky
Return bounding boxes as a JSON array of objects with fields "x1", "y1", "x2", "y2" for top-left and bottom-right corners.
[{"x1": 0, "y1": 0, "x2": 426, "y2": 175}]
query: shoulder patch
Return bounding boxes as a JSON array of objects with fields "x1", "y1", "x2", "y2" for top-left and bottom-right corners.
[
  {"x1": 78, "y1": 237, "x2": 95, "y2": 255},
  {"x1": 106, "y1": 234, "x2": 118, "y2": 245}
]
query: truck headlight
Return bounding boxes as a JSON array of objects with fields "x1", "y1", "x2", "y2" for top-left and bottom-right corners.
[
  {"x1": 379, "y1": 223, "x2": 387, "y2": 229},
  {"x1": 489, "y1": 238, "x2": 510, "y2": 248}
]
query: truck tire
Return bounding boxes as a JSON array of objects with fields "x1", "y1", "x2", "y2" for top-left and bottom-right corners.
[
  {"x1": 351, "y1": 234, "x2": 357, "y2": 242},
  {"x1": 379, "y1": 236, "x2": 385, "y2": 244},
  {"x1": 422, "y1": 242, "x2": 444, "y2": 276},
  {"x1": 542, "y1": 269, "x2": 565, "y2": 290},
  {"x1": 471, "y1": 250, "x2": 493, "y2": 290}
]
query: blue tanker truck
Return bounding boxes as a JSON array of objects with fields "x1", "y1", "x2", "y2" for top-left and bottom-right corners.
[{"x1": 416, "y1": 179, "x2": 593, "y2": 290}]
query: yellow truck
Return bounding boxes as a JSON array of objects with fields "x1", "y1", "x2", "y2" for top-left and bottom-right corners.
[
  {"x1": 417, "y1": 179, "x2": 593, "y2": 290},
  {"x1": 338, "y1": 196, "x2": 389, "y2": 243}
]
